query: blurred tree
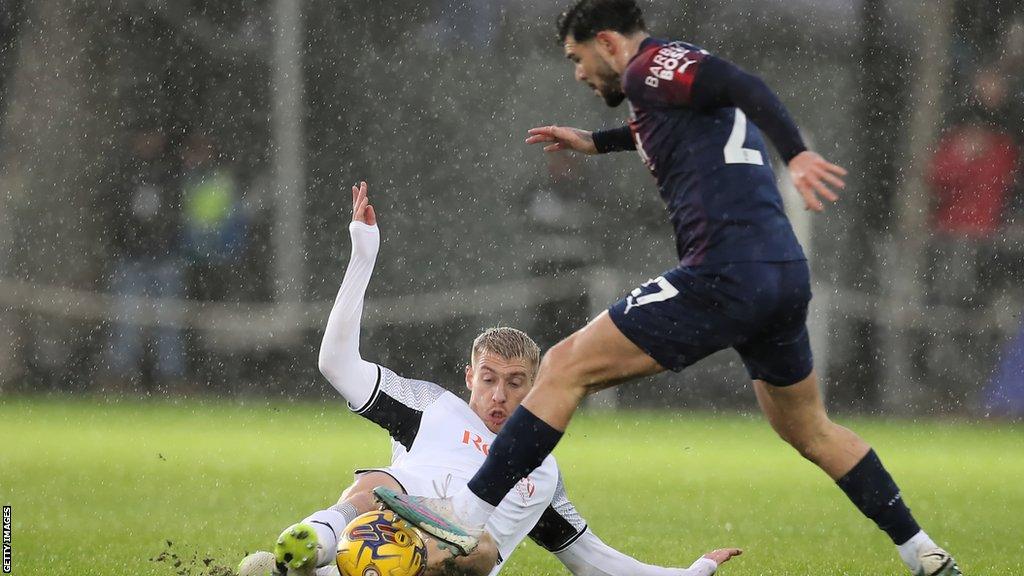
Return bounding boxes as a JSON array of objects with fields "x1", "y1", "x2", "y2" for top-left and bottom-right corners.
[
  {"x1": 0, "y1": 0, "x2": 123, "y2": 388},
  {"x1": 826, "y1": 0, "x2": 912, "y2": 407},
  {"x1": 0, "y1": 0, "x2": 27, "y2": 386}
]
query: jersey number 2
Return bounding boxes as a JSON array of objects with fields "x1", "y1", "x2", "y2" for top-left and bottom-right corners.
[{"x1": 724, "y1": 110, "x2": 764, "y2": 166}]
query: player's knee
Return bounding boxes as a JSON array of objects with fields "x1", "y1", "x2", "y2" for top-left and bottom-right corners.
[
  {"x1": 340, "y1": 476, "x2": 367, "y2": 501},
  {"x1": 342, "y1": 490, "x2": 377, "y2": 515},
  {"x1": 538, "y1": 338, "x2": 590, "y2": 394},
  {"x1": 338, "y1": 482, "x2": 376, "y2": 514},
  {"x1": 338, "y1": 472, "x2": 397, "y2": 513},
  {"x1": 540, "y1": 337, "x2": 573, "y2": 370}
]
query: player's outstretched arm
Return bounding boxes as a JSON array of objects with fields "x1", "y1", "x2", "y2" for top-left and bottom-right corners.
[
  {"x1": 525, "y1": 125, "x2": 599, "y2": 154},
  {"x1": 553, "y1": 529, "x2": 740, "y2": 576},
  {"x1": 526, "y1": 124, "x2": 638, "y2": 155},
  {"x1": 530, "y1": 477, "x2": 740, "y2": 576},
  {"x1": 317, "y1": 181, "x2": 381, "y2": 408}
]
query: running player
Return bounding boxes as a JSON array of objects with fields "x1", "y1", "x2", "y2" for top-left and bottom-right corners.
[
  {"x1": 376, "y1": 2, "x2": 961, "y2": 575},
  {"x1": 237, "y1": 182, "x2": 741, "y2": 576}
]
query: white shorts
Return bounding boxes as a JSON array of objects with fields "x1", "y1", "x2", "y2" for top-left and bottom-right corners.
[{"x1": 353, "y1": 467, "x2": 443, "y2": 499}]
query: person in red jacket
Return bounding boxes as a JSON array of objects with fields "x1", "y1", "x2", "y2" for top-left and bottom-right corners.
[
  {"x1": 929, "y1": 70, "x2": 1019, "y2": 236},
  {"x1": 928, "y1": 66, "x2": 1020, "y2": 305}
]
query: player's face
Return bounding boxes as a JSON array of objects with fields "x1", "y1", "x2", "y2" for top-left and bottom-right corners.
[
  {"x1": 564, "y1": 36, "x2": 626, "y2": 107},
  {"x1": 466, "y1": 351, "x2": 535, "y2": 433}
]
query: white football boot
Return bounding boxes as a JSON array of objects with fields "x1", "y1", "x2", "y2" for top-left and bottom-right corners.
[
  {"x1": 916, "y1": 548, "x2": 962, "y2": 576},
  {"x1": 237, "y1": 551, "x2": 280, "y2": 576},
  {"x1": 237, "y1": 551, "x2": 340, "y2": 576}
]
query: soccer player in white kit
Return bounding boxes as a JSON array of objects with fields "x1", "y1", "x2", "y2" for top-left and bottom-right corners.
[{"x1": 237, "y1": 182, "x2": 740, "y2": 576}]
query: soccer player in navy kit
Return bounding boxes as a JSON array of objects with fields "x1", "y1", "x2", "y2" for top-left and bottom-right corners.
[{"x1": 378, "y1": 2, "x2": 961, "y2": 575}]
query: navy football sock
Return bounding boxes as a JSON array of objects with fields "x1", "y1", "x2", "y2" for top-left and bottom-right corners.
[
  {"x1": 836, "y1": 449, "x2": 921, "y2": 544},
  {"x1": 467, "y1": 406, "x2": 563, "y2": 507}
]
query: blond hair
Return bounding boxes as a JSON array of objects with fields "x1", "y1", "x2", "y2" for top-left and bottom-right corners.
[{"x1": 471, "y1": 327, "x2": 541, "y2": 375}]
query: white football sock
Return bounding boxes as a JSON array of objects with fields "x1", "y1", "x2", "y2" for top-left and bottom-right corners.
[
  {"x1": 304, "y1": 501, "x2": 360, "y2": 567},
  {"x1": 452, "y1": 486, "x2": 495, "y2": 530},
  {"x1": 897, "y1": 530, "x2": 937, "y2": 572}
]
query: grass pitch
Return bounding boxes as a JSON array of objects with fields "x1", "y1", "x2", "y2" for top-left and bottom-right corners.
[{"x1": 1, "y1": 398, "x2": 1022, "y2": 575}]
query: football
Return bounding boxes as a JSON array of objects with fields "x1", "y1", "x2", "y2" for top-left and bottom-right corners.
[{"x1": 336, "y1": 510, "x2": 427, "y2": 576}]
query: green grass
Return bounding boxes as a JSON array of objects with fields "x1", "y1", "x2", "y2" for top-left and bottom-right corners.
[{"x1": 1, "y1": 398, "x2": 1022, "y2": 575}]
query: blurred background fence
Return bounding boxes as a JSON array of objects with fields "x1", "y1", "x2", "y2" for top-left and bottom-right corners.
[{"x1": 1, "y1": 0, "x2": 1022, "y2": 415}]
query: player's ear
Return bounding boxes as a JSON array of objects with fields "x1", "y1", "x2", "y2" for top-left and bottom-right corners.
[
  {"x1": 594, "y1": 30, "x2": 618, "y2": 56},
  {"x1": 464, "y1": 364, "x2": 474, "y2": 390}
]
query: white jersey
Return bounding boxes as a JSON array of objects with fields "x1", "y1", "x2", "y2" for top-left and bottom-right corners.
[{"x1": 350, "y1": 365, "x2": 587, "y2": 573}]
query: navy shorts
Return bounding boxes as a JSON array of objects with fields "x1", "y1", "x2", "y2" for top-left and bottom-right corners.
[{"x1": 608, "y1": 260, "x2": 813, "y2": 386}]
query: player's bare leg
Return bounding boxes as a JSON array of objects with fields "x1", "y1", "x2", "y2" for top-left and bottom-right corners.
[
  {"x1": 336, "y1": 471, "x2": 399, "y2": 511},
  {"x1": 244, "y1": 473, "x2": 403, "y2": 575},
  {"x1": 376, "y1": 312, "x2": 664, "y2": 553},
  {"x1": 753, "y1": 371, "x2": 869, "y2": 479},
  {"x1": 242, "y1": 471, "x2": 501, "y2": 576},
  {"x1": 521, "y1": 311, "x2": 664, "y2": 429},
  {"x1": 423, "y1": 532, "x2": 498, "y2": 576},
  {"x1": 339, "y1": 475, "x2": 501, "y2": 576},
  {"x1": 755, "y1": 371, "x2": 960, "y2": 576}
]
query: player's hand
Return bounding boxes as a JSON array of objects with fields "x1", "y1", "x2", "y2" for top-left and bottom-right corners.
[
  {"x1": 703, "y1": 548, "x2": 742, "y2": 565},
  {"x1": 351, "y1": 181, "x2": 377, "y2": 226},
  {"x1": 525, "y1": 125, "x2": 598, "y2": 155},
  {"x1": 787, "y1": 150, "x2": 847, "y2": 212}
]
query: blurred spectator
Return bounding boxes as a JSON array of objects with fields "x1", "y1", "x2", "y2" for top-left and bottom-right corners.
[
  {"x1": 105, "y1": 127, "x2": 185, "y2": 392},
  {"x1": 526, "y1": 152, "x2": 595, "y2": 231},
  {"x1": 180, "y1": 133, "x2": 248, "y2": 302},
  {"x1": 927, "y1": 66, "x2": 1020, "y2": 306}
]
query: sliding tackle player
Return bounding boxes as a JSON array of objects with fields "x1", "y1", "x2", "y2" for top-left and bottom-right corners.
[{"x1": 237, "y1": 182, "x2": 741, "y2": 576}]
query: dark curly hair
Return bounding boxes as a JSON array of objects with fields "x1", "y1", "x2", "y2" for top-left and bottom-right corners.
[{"x1": 557, "y1": 0, "x2": 647, "y2": 43}]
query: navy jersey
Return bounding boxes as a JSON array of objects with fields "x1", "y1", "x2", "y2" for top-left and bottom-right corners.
[{"x1": 622, "y1": 38, "x2": 805, "y2": 266}]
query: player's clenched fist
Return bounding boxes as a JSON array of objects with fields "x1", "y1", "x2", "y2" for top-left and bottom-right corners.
[{"x1": 525, "y1": 125, "x2": 598, "y2": 154}]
